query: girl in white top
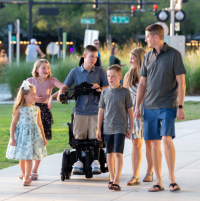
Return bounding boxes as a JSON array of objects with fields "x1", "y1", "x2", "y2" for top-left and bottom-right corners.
[
  {"x1": 27, "y1": 59, "x2": 64, "y2": 180},
  {"x1": 123, "y1": 47, "x2": 153, "y2": 185},
  {"x1": 6, "y1": 81, "x2": 47, "y2": 186}
]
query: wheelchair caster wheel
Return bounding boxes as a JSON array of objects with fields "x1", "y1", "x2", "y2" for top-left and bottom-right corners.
[
  {"x1": 85, "y1": 173, "x2": 93, "y2": 179},
  {"x1": 61, "y1": 173, "x2": 65, "y2": 181},
  {"x1": 65, "y1": 172, "x2": 71, "y2": 180}
]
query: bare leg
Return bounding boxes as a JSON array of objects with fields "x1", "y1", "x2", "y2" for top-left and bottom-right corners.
[
  {"x1": 162, "y1": 136, "x2": 179, "y2": 191},
  {"x1": 113, "y1": 153, "x2": 123, "y2": 186},
  {"x1": 32, "y1": 160, "x2": 41, "y2": 174},
  {"x1": 19, "y1": 160, "x2": 25, "y2": 175},
  {"x1": 126, "y1": 139, "x2": 143, "y2": 184},
  {"x1": 143, "y1": 140, "x2": 153, "y2": 181},
  {"x1": 24, "y1": 160, "x2": 32, "y2": 182},
  {"x1": 107, "y1": 153, "x2": 115, "y2": 183},
  {"x1": 149, "y1": 140, "x2": 163, "y2": 191}
]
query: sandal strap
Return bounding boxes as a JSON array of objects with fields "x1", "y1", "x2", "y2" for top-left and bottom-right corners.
[
  {"x1": 144, "y1": 172, "x2": 153, "y2": 179},
  {"x1": 128, "y1": 176, "x2": 139, "y2": 182},
  {"x1": 169, "y1": 183, "x2": 178, "y2": 188},
  {"x1": 153, "y1": 185, "x2": 162, "y2": 189}
]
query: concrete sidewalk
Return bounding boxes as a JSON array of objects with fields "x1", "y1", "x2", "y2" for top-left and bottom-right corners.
[{"x1": 0, "y1": 119, "x2": 200, "y2": 201}]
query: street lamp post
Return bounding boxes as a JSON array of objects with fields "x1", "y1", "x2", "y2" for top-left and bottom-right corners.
[{"x1": 170, "y1": 0, "x2": 175, "y2": 36}]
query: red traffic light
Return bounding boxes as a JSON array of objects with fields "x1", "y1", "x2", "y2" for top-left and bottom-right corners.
[
  {"x1": 153, "y1": 4, "x2": 158, "y2": 9},
  {"x1": 131, "y1": 6, "x2": 136, "y2": 11}
]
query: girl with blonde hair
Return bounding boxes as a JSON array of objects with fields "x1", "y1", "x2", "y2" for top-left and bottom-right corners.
[
  {"x1": 27, "y1": 59, "x2": 63, "y2": 180},
  {"x1": 123, "y1": 47, "x2": 153, "y2": 185},
  {"x1": 6, "y1": 81, "x2": 47, "y2": 186}
]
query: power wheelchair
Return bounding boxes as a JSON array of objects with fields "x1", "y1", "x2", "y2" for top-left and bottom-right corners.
[{"x1": 60, "y1": 58, "x2": 108, "y2": 181}]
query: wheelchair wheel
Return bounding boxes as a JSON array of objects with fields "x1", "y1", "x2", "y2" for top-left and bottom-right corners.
[
  {"x1": 85, "y1": 173, "x2": 93, "y2": 179},
  {"x1": 61, "y1": 173, "x2": 65, "y2": 181},
  {"x1": 65, "y1": 171, "x2": 71, "y2": 180}
]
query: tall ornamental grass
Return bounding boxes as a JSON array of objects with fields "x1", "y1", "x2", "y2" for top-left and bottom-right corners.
[
  {"x1": 184, "y1": 50, "x2": 200, "y2": 94},
  {"x1": 1, "y1": 41, "x2": 200, "y2": 98},
  {"x1": 4, "y1": 55, "x2": 78, "y2": 98}
]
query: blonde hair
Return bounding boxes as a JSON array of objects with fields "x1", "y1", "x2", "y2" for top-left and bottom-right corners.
[
  {"x1": 126, "y1": 47, "x2": 146, "y2": 87},
  {"x1": 13, "y1": 85, "x2": 35, "y2": 116},
  {"x1": 32, "y1": 59, "x2": 51, "y2": 77},
  {"x1": 107, "y1": 64, "x2": 122, "y2": 76}
]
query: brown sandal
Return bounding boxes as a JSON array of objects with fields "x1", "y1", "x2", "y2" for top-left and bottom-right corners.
[
  {"x1": 18, "y1": 173, "x2": 25, "y2": 180},
  {"x1": 30, "y1": 173, "x2": 39, "y2": 180},
  {"x1": 23, "y1": 181, "x2": 31, "y2": 186}
]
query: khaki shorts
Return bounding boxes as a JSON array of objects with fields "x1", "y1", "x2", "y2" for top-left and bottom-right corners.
[{"x1": 73, "y1": 114, "x2": 98, "y2": 140}]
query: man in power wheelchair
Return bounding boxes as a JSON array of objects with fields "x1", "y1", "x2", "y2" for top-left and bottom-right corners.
[{"x1": 57, "y1": 45, "x2": 109, "y2": 180}]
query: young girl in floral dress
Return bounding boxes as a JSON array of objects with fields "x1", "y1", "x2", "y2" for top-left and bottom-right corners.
[{"x1": 6, "y1": 80, "x2": 47, "y2": 186}]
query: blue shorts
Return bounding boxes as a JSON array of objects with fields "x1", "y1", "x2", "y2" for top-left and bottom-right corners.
[
  {"x1": 143, "y1": 108, "x2": 177, "y2": 140},
  {"x1": 103, "y1": 134, "x2": 125, "y2": 154}
]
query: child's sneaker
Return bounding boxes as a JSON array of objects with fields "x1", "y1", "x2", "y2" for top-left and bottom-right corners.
[
  {"x1": 91, "y1": 160, "x2": 101, "y2": 173},
  {"x1": 72, "y1": 160, "x2": 83, "y2": 174}
]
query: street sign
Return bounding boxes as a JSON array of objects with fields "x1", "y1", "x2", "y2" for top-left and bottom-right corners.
[
  {"x1": 11, "y1": 36, "x2": 16, "y2": 42},
  {"x1": 111, "y1": 16, "x2": 129, "y2": 23},
  {"x1": 81, "y1": 19, "x2": 95, "y2": 24}
]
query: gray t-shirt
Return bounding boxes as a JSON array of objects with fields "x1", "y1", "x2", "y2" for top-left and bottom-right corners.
[
  {"x1": 98, "y1": 85, "x2": 133, "y2": 135},
  {"x1": 139, "y1": 43, "x2": 186, "y2": 109}
]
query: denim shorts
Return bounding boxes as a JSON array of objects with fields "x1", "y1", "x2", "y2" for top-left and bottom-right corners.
[
  {"x1": 103, "y1": 133, "x2": 125, "y2": 154},
  {"x1": 143, "y1": 108, "x2": 177, "y2": 140}
]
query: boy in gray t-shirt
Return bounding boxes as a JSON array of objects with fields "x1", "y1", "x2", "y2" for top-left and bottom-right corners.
[{"x1": 97, "y1": 65, "x2": 134, "y2": 191}]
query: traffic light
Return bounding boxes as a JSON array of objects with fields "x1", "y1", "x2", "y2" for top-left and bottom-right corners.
[
  {"x1": 153, "y1": 4, "x2": 158, "y2": 16},
  {"x1": 137, "y1": 0, "x2": 143, "y2": 10},
  {"x1": 93, "y1": 0, "x2": 100, "y2": 10},
  {"x1": 0, "y1": 3, "x2": 5, "y2": 9},
  {"x1": 131, "y1": 6, "x2": 136, "y2": 17}
]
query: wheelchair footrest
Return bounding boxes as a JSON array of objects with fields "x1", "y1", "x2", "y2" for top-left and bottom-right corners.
[{"x1": 73, "y1": 172, "x2": 101, "y2": 175}]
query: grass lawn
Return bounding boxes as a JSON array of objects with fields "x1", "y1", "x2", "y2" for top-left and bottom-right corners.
[
  {"x1": 0, "y1": 102, "x2": 75, "y2": 170},
  {"x1": 0, "y1": 101, "x2": 200, "y2": 170}
]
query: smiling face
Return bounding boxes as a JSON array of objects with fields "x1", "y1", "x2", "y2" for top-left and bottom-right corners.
[
  {"x1": 107, "y1": 69, "x2": 122, "y2": 88},
  {"x1": 36, "y1": 63, "x2": 51, "y2": 78},
  {"x1": 130, "y1": 53, "x2": 138, "y2": 70},
  {"x1": 145, "y1": 31, "x2": 157, "y2": 48},
  {"x1": 24, "y1": 88, "x2": 36, "y2": 105},
  {"x1": 84, "y1": 51, "x2": 98, "y2": 69}
]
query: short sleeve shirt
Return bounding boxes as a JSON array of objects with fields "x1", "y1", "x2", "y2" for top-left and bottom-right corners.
[
  {"x1": 27, "y1": 77, "x2": 57, "y2": 103},
  {"x1": 98, "y1": 85, "x2": 133, "y2": 135},
  {"x1": 63, "y1": 65, "x2": 109, "y2": 115},
  {"x1": 139, "y1": 43, "x2": 186, "y2": 109}
]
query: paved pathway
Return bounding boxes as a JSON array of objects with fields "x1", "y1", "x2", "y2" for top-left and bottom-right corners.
[{"x1": 0, "y1": 119, "x2": 200, "y2": 201}]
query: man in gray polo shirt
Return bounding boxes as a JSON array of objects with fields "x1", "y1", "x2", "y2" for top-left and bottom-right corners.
[{"x1": 135, "y1": 24, "x2": 186, "y2": 192}]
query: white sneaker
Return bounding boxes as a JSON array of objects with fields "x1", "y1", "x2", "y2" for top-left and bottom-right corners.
[
  {"x1": 91, "y1": 160, "x2": 101, "y2": 173},
  {"x1": 72, "y1": 160, "x2": 83, "y2": 173}
]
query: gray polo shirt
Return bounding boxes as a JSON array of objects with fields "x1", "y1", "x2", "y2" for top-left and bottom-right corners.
[
  {"x1": 140, "y1": 43, "x2": 186, "y2": 109},
  {"x1": 98, "y1": 85, "x2": 133, "y2": 135},
  {"x1": 63, "y1": 65, "x2": 108, "y2": 115}
]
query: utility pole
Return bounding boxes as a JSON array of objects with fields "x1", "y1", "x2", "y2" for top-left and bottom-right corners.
[
  {"x1": 16, "y1": 19, "x2": 20, "y2": 66},
  {"x1": 106, "y1": 0, "x2": 110, "y2": 46},
  {"x1": 28, "y1": 0, "x2": 33, "y2": 41},
  {"x1": 170, "y1": 0, "x2": 175, "y2": 36}
]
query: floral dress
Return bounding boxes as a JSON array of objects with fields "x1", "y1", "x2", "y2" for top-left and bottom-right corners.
[{"x1": 6, "y1": 106, "x2": 47, "y2": 160}]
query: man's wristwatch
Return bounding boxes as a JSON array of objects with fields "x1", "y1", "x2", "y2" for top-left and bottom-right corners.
[{"x1": 177, "y1": 105, "x2": 183, "y2": 109}]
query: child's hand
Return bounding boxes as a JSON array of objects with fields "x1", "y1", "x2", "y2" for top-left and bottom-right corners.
[
  {"x1": 97, "y1": 130, "x2": 102, "y2": 141},
  {"x1": 44, "y1": 138, "x2": 48, "y2": 146},
  {"x1": 126, "y1": 128, "x2": 133, "y2": 138},
  {"x1": 91, "y1": 83, "x2": 101, "y2": 92},
  {"x1": 36, "y1": 95, "x2": 45, "y2": 103},
  {"x1": 48, "y1": 96, "x2": 53, "y2": 109},
  {"x1": 10, "y1": 138, "x2": 16, "y2": 146}
]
